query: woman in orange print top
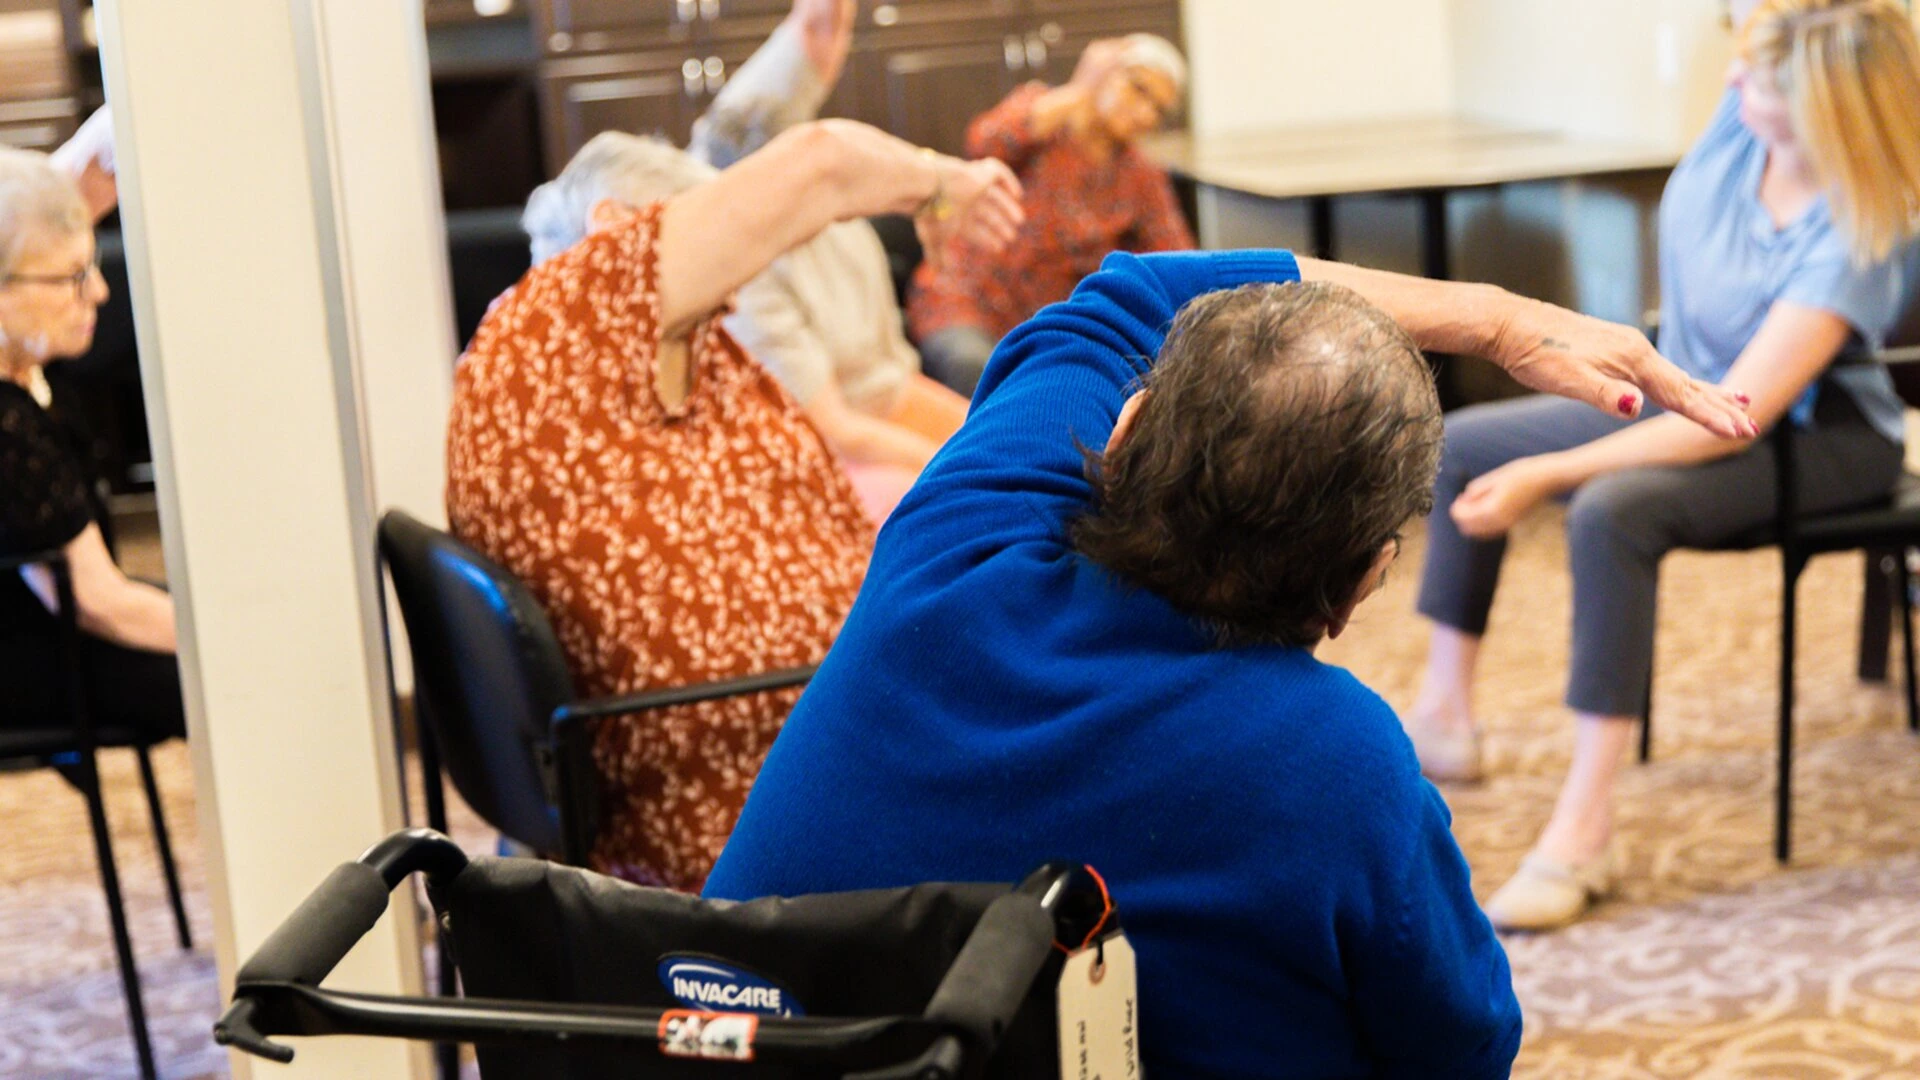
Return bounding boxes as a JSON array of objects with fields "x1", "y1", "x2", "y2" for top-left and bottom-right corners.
[
  {"x1": 908, "y1": 34, "x2": 1195, "y2": 395},
  {"x1": 446, "y1": 122, "x2": 1023, "y2": 890}
]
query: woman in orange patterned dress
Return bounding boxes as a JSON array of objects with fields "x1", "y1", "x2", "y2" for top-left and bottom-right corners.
[{"x1": 447, "y1": 121, "x2": 1023, "y2": 889}]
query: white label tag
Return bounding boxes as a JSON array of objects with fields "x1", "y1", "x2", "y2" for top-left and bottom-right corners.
[{"x1": 1057, "y1": 931, "x2": 1141, "y2": 1080}]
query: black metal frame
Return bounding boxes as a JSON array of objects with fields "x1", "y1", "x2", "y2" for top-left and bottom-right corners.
[
  {"x1": 216, "y1": 828, "x2": 1105, "y2": 1080},
  {"x1": 541, "y1": 665, "x2": 818, "y2": 866},
  {"x1": 1638, "y1": 343, "x2": 1920, "y2": 864},
  {"x1": 0, "y1": 548, "x2": 193, "y2": 1080}
]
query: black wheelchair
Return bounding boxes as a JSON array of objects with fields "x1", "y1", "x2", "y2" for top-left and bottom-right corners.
[{"x1": 214, "y1": 829, "x2": 1120, "y2": 1079}]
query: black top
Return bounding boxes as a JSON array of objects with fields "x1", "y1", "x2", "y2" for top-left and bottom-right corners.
[{"x1": 0, "y1": 377, "x2": 106, "y2": 633}]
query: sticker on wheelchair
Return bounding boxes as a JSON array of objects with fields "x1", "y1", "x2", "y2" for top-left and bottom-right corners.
[
  {"x1": 658, "y1": 1010, "x2": 758, "y2": 1062},
  {"x1": 1057, "y1": 930, "x2": 1140, "y2": 1080}
]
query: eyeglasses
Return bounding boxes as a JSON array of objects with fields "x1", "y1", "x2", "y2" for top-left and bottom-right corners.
[{"x1": 5, "y1": 251, "x2": 100, "y2": 300}]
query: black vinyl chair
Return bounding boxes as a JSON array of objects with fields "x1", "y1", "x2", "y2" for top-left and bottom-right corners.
[
  {"x1": 375, "y1": 509, "x2": 817, "y2": 866},
  {"x1": 1639, "y1": 326, "x2": 1920, "y2": 864},
  {"x1": 0, "y1": 549, "x2": 192, "y2": 1080},
  {"x1": 216, "y1": 828, "x2": 1116, "y2": 1080}
]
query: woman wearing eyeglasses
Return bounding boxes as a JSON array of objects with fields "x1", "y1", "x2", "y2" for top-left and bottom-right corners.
[
  {"x1": 907, "y1": 34, "x2": 1195, "y2": 395},
  {"x1": 0, "y1": 129, "x2": 183, "y2": 747}
]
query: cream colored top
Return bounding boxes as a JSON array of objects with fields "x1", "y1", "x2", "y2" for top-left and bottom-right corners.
[{"x1": 691, "y1": 20, "x2": 920, "y2": 415}]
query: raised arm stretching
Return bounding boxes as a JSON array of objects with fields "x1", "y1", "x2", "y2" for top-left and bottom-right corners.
[
  {"x1": 657, "y1": 120, "x2": 1022, "y2": 338},
  {"x1": 1297, "y1": 257, "x2": 1757, "y2": 440}
]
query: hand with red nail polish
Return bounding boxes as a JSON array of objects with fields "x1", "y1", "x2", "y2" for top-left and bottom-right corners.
[{"x1": 1487, "y1": 294, "x2": 1754, "y2": 439}]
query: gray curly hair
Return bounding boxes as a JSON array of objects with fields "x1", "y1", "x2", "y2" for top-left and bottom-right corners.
[{"x1": 521, "y1": 131, "x2": 719, "y2": 263}]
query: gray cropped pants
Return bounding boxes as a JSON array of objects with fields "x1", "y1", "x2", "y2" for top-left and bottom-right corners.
[{"x1": 1415, "y1": 389, "x2": 1904, "y2": 717}]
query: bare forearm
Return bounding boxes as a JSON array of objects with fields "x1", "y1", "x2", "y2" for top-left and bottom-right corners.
[
  {"x1": 1539, "y1": 414, "x2": 1752, "y2": 493},
  {"x1": 79, "y1": 578, "x2": 177, "y2": 654},
  {"x1": 658, "y1": 121, "x2": 937, "y2": 336},
  {"x1": 1296, "y1": 257, "x2": 1513, "y2": 358},
  {"x1": 805, "y1": 399, "x2": 940, "y2": 470}
]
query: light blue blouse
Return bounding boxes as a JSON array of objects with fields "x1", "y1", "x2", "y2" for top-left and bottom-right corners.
[{"x1": 1658, "y1": 89, "x2": 1915, "y2": 442}]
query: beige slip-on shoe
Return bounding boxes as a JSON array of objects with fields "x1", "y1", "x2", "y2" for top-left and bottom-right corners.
[
  {"x1": 1404, "y1": 722, "x2": 1484, "y2": 783},
  {"x1": 1483, "y1": 848, "x2": 1616, "y2": 932}
]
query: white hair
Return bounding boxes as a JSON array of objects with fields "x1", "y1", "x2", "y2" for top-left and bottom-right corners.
[
  {"x1": 1116, "y1": 33, "x2": 1187, "y2": 94},
  {"x1": 0, "y1": 145, "x2": 87, "y2": 277},
  {"x1": 521, "y1": 131, "x2": 719, "y2": 264}
]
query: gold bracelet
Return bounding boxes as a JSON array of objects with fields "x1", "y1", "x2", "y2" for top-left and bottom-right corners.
[{"x1": 917, "y1": 147, "x2": 955, "y2": 222}]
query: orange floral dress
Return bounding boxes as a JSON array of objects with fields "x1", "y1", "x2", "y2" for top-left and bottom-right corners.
[{"x1": 446, "y1": 203, "x2": 872, "y2": 890}]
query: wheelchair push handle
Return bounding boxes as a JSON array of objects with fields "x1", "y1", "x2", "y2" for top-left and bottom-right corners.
[
  {"x1": 215, "y1": 830, "x2": 468, "y2": 1060},
  {"x1": 855, "y1": 862, "x2": 1104, "y2": 1080}
]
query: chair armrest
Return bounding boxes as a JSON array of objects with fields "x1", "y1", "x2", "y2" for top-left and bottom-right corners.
[
  {"x1": 551, "y1": 665, "x2": 819, "y2": 729},
  {"x1": 545, "y1": 665, "x2": 817, "y2": 865},
  {"x1": 0, "y1": 546, "x2": 66, "y2": 573}
]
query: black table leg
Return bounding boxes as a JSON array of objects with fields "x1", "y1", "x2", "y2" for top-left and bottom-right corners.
[
  {"x1": 1309, "y1": 196, "x2": 1334, "y2": 261},
  {"x1": 1419, "y1": 189, "x2": 1460, "y2": 407}
]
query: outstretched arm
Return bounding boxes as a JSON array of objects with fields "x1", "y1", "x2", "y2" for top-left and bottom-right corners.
[
  {"x1": 688, "y1": 0, "x2": 852, "y2": 167},
  {"x1": 50, "y1": 106, "x2": 117, "y2": 222},
  {"x1": 656, "y1": 120, "x2": 1023, "y2": 338},
  {"x1": 1297, "y1": 257, "x2": 1756, "y2": 439}
]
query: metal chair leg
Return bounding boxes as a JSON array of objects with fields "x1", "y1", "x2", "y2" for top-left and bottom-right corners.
[
  {"x1": 136, "y1": 743, "x2": 192, "y2": 952},
  {"x1": 1778, "y1": 557, "x2": 1803, "y2": 865},
  {"x1": 78, "y1": 750, "x2": 158, "y2": 1080},
  {"x1": 1901, "y1": 550, "x2": 1918, "y2": 733},
  {"x1": 1639, "y1": 668, "x2": 1653, "y2": 764}
]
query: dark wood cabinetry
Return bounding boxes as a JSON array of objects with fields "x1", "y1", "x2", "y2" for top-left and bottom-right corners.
[
  {"x1": 0, "y1": 0, "x2": 99, "y2": 153},
  {"x1": 531, "y1": 0, "x2": 1183, "y2": 171}
]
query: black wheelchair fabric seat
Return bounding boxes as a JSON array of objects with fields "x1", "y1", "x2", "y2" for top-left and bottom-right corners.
[{"x1": 436, "y1": 856, "x2": 1066, "y2": 1080}]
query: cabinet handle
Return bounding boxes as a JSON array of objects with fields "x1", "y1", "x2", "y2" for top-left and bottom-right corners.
[
  {"x1": 1038, "y1": 22, "x2": 1063, "y2": 45},
  {"x1": 683, "y1": 57, "x2": 705, "y2": 98},
  {"x1": 1025, "y1": 34, "x2": 1048, "y2": 70},
  {"x1": 549, "y1": 30, "x2": 574, "y2": 52},
  {"x1": 703, "y1": 56, "x2": 728, "y2": 93},
  {"x1": 699, "y1": 0, "x2": 720, "y2": 20},
  {"x1": 472, "y1": 0, "x2": 512, "y2": 16},
  {"x1": 1004, "y1": 35, "x2": 1025, "y2": 72},
  {"x1": 872, "y1": 3, "x2": 899, "y2": 27},
  {"x1": 676, "y1": 0, "x2": 697, "y2": 21}
]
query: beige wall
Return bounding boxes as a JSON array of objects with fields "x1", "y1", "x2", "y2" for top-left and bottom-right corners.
[
  {"x1": 1182, "y1": 0, "x2": 1457, "y2": 135},
  {"x1": 1178, "y1": 0, "x2": 1743, "y2": 324},
  {"x1": 1450, "y1": 0, "x2": 1734, "y2": 150},
  {"x1": 1181, "y1": 0, "x2": 1735, "y2": 147}
]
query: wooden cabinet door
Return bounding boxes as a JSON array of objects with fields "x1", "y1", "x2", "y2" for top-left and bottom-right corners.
[
  {"x1": 851, "y1": 19, "x2": 1029, "y2": 157},
  {"x1": 541, "y1": 55, "x2": 701, "y2": 171},
  {"x1": 536, "y1": 0, "x2": 695, "y2": 55},
  {"x1": 544, "y1": 0, "x2": 680, "y2": 36},
  {"x1": 539, "y1": 38, "x2": 759, "y2": 172},
  {"x1": 1025, "y1": 4, "x2": 1184, "y2": 86}
]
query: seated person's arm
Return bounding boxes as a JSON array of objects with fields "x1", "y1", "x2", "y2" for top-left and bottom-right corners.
[
  {"x1": 656, "y1": 121, "x2": 1022, "y2": 339},
  {"x1": 23, "y1": 522, "x2": 176, "y2": 653},
  {"x1": 1450, "y1": 302, "x2": 1847, "y2": 538},
  {"x1": 727, "y1": 274, "x2": 941, "y2": 471},
  {"x1": 804, "y1": 379, "x2": 941, "y2": 472},
  {"x1": 50, "y1": 106, "x2": 118, "y2": 222},
  {"x1": 1297, "y1": 256, "x2": 1755, "y2": 438},
  {"x1": 1348, "y1": 784, "x2": 1523, "y2": 1080},
  {"x1": 689, "y1": 0, "x2": 847, "y2": 167}
]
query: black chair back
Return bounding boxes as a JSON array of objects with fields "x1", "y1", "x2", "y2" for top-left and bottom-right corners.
[{"x1": 379, "y1": 510, "x2": 574, "y2": 856}]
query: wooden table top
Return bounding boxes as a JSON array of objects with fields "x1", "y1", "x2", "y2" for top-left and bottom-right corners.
[{"x1": 1139, "y1": 116, "x2": 1682, "y2": 199}]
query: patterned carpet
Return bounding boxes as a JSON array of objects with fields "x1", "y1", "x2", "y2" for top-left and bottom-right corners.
[{"x1": 3, "y1": 505, "x2": 1919, "y2": 1078}]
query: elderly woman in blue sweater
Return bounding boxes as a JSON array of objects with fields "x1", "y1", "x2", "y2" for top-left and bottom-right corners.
[{"x1": 703, "y1": 238, "x2": 1749, "y2": 1073}]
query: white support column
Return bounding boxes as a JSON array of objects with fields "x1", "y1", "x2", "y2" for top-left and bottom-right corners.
[{"x1": 94, "y1": 0, "x2": 449, "y2": 1075}]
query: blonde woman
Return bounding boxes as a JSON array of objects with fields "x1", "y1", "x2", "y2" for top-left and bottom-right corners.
[{"x1": 1406, "y1": 0, "x2": 1920, "y2": 930}]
